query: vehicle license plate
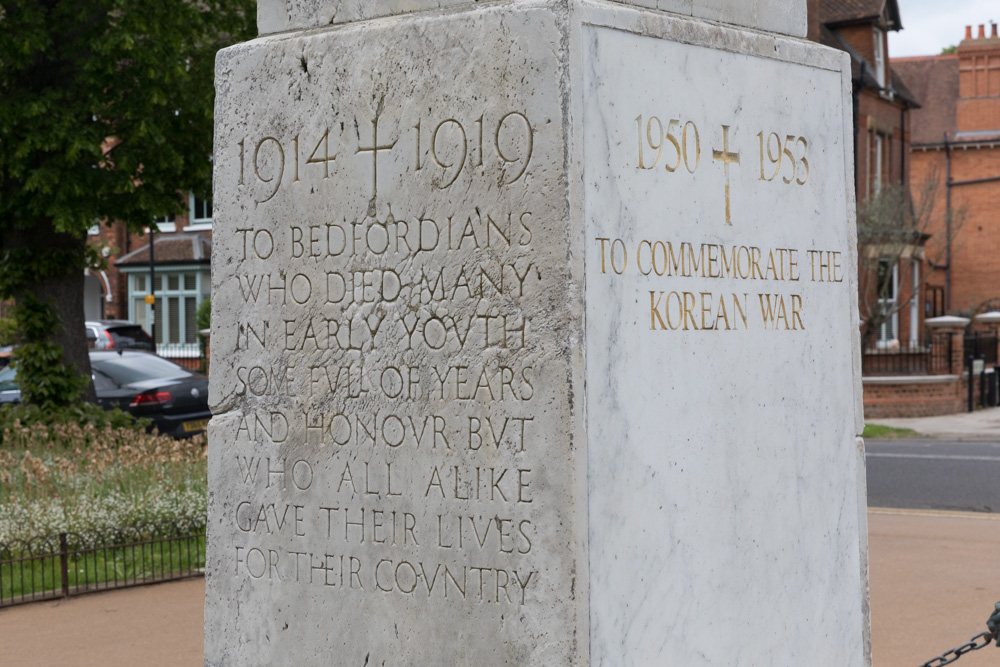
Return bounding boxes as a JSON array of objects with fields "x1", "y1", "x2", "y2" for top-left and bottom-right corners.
[{"x1": 182, "y1": 418, "x2": 209, "y2": 432}]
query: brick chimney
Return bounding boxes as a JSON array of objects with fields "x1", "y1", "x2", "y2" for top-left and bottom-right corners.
[{"x1": 956, "y1": 22, "x2": 1000, "y2": 134}]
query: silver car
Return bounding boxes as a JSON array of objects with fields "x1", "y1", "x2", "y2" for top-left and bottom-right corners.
[{"x1": 85, "y1": 320, "x2": 154, "y2": 351}]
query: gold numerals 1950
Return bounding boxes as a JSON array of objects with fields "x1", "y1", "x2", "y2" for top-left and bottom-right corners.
[{"x1": 635, "y1": 115, "x2": 701, "y2": 174}]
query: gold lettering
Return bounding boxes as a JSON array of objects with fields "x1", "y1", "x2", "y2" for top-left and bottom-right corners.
[
  {"x1": 650, "y1": 291, "x2": 667, "y2": 330},
  {"x1": 683, "y1": 292, "x2": 698, "y2": 330},
  {"x1": 791, "y1": 294, "x2": 805, "y2": 329}
]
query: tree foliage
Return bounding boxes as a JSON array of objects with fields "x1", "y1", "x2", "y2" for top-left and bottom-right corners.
[
  {"x1": 0, "y1": 0, "x2": 254, "y2": 407},
  {"x1": 856, "y1": 175, "x2": 962, "y2": 351}
]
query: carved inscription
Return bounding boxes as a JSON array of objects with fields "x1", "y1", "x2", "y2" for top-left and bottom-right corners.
[
  {"x1": 619, "y1": 112, "x2": 835, "y2": 329},
  {"x1": 237, "y1": 111, "x2": 534, "y2": 204},
  {"x1": 635, "y1": 116, "x2": 812, "y2": 225},
  {"x1": 594, "y1": 238, "x2": 844, "y2": 332},
  {"x1": 224, "y1": 103, "x2": 543, "y2": 609}
]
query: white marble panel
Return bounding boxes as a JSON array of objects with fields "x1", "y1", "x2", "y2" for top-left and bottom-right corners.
[{"x1": 579, "y1": 17, "x2": 865, "y2": 666}]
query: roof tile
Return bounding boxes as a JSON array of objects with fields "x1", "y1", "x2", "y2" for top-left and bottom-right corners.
[
  {"x1": 819, "y1": 0, "x2": 885, "y2": 25},
  {"x1": 893, "y1": 56, "x2": 959, "y2": 145},
  {"x1": 116, "y1": 233, "x2": 212, "y2": 267}
]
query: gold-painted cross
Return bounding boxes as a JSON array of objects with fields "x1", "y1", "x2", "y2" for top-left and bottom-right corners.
[
  {"x1": 356, "y1": 113, "x2": 397, "y2": 200},
  {"x1": 712, "y1": 125, "x2": 741, "y2": 226}
]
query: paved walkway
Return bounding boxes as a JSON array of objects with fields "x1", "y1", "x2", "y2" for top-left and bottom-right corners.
[
  {"x1": 869, "y1": 405, "x2": 1000, "y2": 441},
  {"x1": 2, "y1": 511, "x2": 999, "y2": 665},
  {"x1": 0, "y1": 577, "x2": 203, "y2": 667},
  {"x1": 869, "y1": 509, "x2": 1000, "y2": 666}
]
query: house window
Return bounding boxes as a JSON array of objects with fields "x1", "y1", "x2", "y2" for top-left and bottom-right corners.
[
  {"x1": 153, "y1": 214, "x2": 176, "y2": 233},
  {"x1": 128, "y1": 269, "x2": 209, "y2": 357},
  {"x1": 876, "y1": 259, "x2": 898, "y2": 346},
  {"x1": 873, "y1": 27, "x2": 886, "y2": 88},
  {"x1": 872, "y1": 132, "x2": 888, "y2": 196},
  {"x1": 187, "y1": 192, "x2": 212, "y2": 230},
  {"x1": 909, "y1": 259, "x2": 919, "y2": 346}
]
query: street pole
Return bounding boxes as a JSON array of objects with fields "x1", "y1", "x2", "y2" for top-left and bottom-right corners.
[{"x1": 149, "y1": 225, "x2": 156, "y2": 354}]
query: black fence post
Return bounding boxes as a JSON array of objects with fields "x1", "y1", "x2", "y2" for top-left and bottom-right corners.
[
  {"x1": 968, "y1": 355, "x2": 975, "y2": 413},
  {"x1": 980, "y1": 356, "x2": 987, "y2": 408},
  {"x1": 995, "y1": 366, "x2": 1000, "y2": 407},
  {"x1": 990, "y1": 367, "x2": 999, "y2": 407},
  {"x1": 58, "y1": 533, "x2": 69, "y2": 599}
]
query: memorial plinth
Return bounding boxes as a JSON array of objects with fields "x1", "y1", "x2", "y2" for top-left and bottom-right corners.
[{"x1": 207, "y1": 1, "x2": 869, "y2": 664}]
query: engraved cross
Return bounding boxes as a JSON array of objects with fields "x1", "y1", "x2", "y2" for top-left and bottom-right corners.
[
  {"x1": 712, "y1": 125, "x2": 741, "y2": 226},
  {"x1": 357, "y1": 113, "x2": 397, "y2": 200}
]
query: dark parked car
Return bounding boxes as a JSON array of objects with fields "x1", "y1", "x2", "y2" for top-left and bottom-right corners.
[
  {"x1": 85, "y1": 320, "x2": 154, "y2": 351},
  {"x1": 0, "y1": 351, "x2": 210, "y2": 437},
  {"x1": 0, "y1": 364, "x2": 17, "y2": 403}
]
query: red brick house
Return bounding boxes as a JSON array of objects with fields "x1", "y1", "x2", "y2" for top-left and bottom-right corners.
[
  {"x1": 808, "y1": 0, "x2": 924, "y2": 350},
  {"x1": 85, "y1": 193, "x2": 212, "y2": 367},
  {"x1": 894, "y1": 24, "x2": 1000, "y2": 320}
]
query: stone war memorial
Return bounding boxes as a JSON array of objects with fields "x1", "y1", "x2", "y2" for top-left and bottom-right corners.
[{"x1": 206, "y1": 0, "x2": 868, "y2": 664}]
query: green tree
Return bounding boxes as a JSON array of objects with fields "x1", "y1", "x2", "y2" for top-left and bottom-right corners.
[
  {"x1": 856, "y1": 175, "x2": 963, "y2": 351},
  {"x1": 0, "y1": 0, "x2": 254, "y2": 407}
]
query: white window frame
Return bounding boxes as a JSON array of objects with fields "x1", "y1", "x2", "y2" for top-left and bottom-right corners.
[
  {"x1": 153, "y1": 214, "x2": 176, "y2": 233},
  {"x1": 873, "y1": 133, "x2": 884, "y2": 195},
  {"x1": 910, "y1": 259, "x2": 919, "y2": 347},
  {"x1": 126, "y1": 267, "x2": 210, "y2": 358},
  {"x1": 873, "y1": 26, "x2": 886, "y2": 88},
  {"x1": 186, "y1": 191, "x2": 212, "y2": 231},
  {"x1": 876, "y1": 260, "x2": 898, "y2": 347}
]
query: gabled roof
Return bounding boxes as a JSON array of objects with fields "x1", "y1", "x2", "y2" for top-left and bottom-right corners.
[
  {"x1": 820, "y1": 0, "x2": 902, "y2": 30},
  {"x1": 889, "y1": 68, "x2": 919, "y2": 108},
  {"x1": 892, "y1": 56, "x2": 959, "y2": 145},
  {"x1": 822, "y1": 24, "x2": 919, "y2": 107},
  {"x1": 116, "y1": 233, "x2": 212, "y2": 267}
]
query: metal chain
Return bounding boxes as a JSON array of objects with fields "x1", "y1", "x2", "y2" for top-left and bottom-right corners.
[{"x1": 917, "y1": 631, "x2": 995, "y2": 667}]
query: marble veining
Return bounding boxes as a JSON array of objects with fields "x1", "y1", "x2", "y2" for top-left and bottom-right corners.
[{"x1": 580, "y1": 19, "x2": 865, "y2": 666}]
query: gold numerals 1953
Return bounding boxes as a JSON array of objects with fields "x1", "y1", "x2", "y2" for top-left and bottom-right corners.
[{"x1": 757, "y1": 132, "x2": 809, "y2": 185}]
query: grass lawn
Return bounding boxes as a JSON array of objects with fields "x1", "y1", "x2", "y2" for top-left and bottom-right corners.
[
  {"x1": 0, "y1": 417, "x2": 207, "y2": 603},
  {"x1": 1, "y1": 531, "x2": 205, "y2": 603},
  {"x1": 862, "y1": 423, "x2": 919, "y2": 438}
]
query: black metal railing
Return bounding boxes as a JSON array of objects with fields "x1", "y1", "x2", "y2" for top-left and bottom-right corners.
[
  {"x1": 0, "y1": 517, "x2": 205, "y2": 608},
  {"x1": 965, "y1": 331, "x2": 998, "y2": 366},
  {"x1": 861, "y1": 331, "x2": 954, "y2": 376},
  {"x1": 925, "y1": 285, "x2": 945, "y2": 319}
]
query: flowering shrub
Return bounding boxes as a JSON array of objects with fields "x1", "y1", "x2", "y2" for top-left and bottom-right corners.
[{"x1": 0, "y1": 419, "x2": 206, "y2": 543}]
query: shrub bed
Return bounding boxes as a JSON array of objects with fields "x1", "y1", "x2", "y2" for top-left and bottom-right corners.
[{"x1": 0, "y1": 415, "x2": 207, "y2": 543}]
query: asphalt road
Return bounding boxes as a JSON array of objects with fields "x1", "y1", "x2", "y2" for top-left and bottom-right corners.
[{"x1": 866, "y1": 437, "x2": 1000, "y2": 513}]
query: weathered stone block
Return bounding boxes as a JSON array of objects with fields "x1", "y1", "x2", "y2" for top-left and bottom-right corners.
[
  {"x1": 207, "y1": 2, "x2": 864, "y2": 664},
  {"x1": 257, "y1": 0, "x2": 806, "y2": 39}
]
